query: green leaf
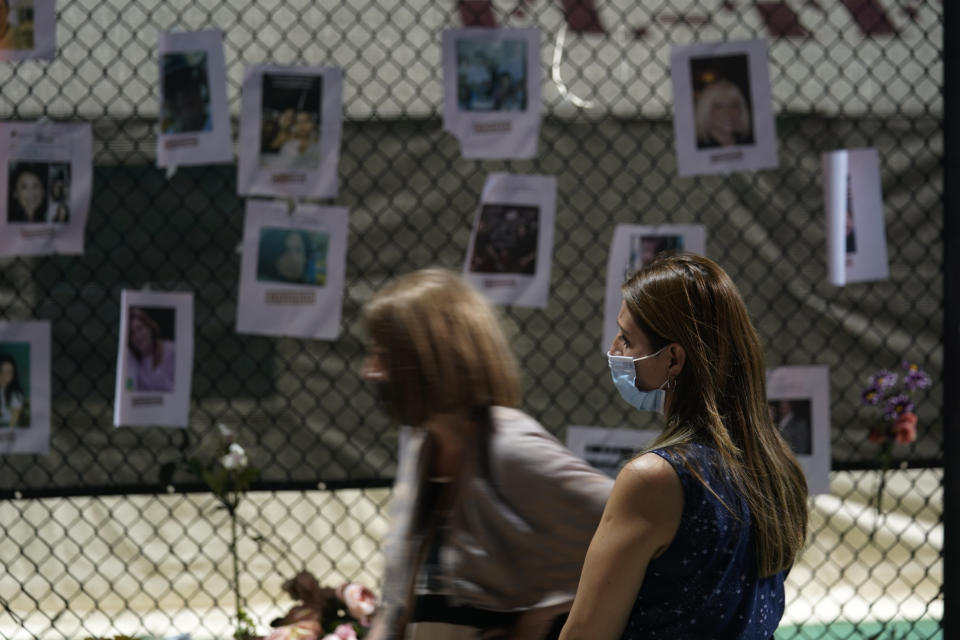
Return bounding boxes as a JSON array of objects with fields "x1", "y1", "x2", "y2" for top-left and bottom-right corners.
[
  {"x1": 236, "y1": 466, "x2": 259, "y2": 491},
  {"x1": 203, "y1": 468, "x2": 228, "y2": 497}
]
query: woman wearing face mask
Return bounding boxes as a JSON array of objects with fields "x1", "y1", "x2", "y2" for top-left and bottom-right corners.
[
  {"x1": 362, "y1": 268, "x2": 613, "y2": 640},
  {"x1": 560, "y1": 253, "x2": 808, "y2": 640}
]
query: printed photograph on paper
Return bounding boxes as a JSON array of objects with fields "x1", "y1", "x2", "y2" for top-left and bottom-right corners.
[
  {"x1": 6, "y1": 161, "x2": 70, "y2": 224},
  {"x1": 768, "y1": 397, "x2": 813, "y2": 456},
  {"x1": 0, "y1": 122, "x2": 92, "y2": 256},
  {"x1": 442, "y1": 28, "x2": 542, "y2": 159},
  {"x1": 156, "y1": 30, "x2": 231, "y2": 168},
  {"x1": 0, "y1": 321, "x2": 50, "y2": 454},
  {"x1": 823, "y1": 148, "x2": 888, "y2": 286},
  {"x1": 259, "y1": 73, "x2": 323, "y2": 170},
  {"x1": 766, "y1": 365, "x2": 830, "y2": 494},
  {"x1": 671, "y1": 39, "x2": 777, "y2": 177},
  {"x1": 0, "y1": 341, "x2": 30, "y2": 428},
  {"x1": 690, "y1": 54, "x2": 755, "y2": 150},
  {"x1": 161, "y1": 51, "x2": 212, "y2": 135},
  {"x1": 462, "y1": 173, "x2": 555, "y2": 308},
  {"x1": 255, "y1": 226, "x2": 329, "y2": 287},
  {"x1": 468, "y1": 203, "x2": 539, "y2": 276},
  {"x1": 236, "y1": 201, "x2": 349, "y2": 340},
  {"x1": 124, "y1": 306, "x2": 176, "y2": 394},
  {"x1": 456, "y1": 37, "x2": 527, "y2": 112},
  {"x1": 114, "y1": 290, "x2": 193, "y2": 428}
]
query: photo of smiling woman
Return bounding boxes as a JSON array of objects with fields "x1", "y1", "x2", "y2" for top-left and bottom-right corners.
[
  {"x1": 691, "y1": 54, "x2": 755, "y2": 149},
  {"x1": 7, "y1": 162, "x2": 48, "y2": 223},
  {"x1": 125, "y1": 307, "x2": 176, "y2": 393}
]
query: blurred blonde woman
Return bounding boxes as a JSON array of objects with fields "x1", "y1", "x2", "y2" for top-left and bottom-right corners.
[
  {"x1": 363, "y1": 269, "x2": 613, "y2": 640},
  {"x1": 560, "y1": 253, "x2": 808, "y2": 639},
  {"x1": 694, "y1": 79, "x2": 753, "y2": 148}
]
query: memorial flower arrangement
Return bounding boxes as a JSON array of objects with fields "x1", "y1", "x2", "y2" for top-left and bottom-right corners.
[
  {"x1": 860, "y1": 361, "x2": 930, "y2": 511},
  {"x1": 161, "y1": 424, "x2": 261, "y2": 640},
  {"x1": 264, "y1": 571, "x2": 377, "y2": 640}
]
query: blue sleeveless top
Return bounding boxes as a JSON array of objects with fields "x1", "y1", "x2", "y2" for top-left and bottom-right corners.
[{"x1": 620, "y1": 444, "x2": 786, "y2": 639}]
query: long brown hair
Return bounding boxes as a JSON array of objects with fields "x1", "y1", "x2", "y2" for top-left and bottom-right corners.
[
  {"x1": 363, "y1": 268, "x2": 521, "y2": 426},
  {"x1": 621, "y1": 253, "x2": 808, "y2": 576}
]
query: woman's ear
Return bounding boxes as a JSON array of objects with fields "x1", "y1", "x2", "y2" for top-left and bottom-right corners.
[{"x1": 667, "y1": 343, "x2": 685, "y2": 377}]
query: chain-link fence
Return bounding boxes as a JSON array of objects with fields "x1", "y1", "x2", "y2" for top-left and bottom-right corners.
[{"x1": 0, "y1": 1, "x2": 945, "y2": 638}]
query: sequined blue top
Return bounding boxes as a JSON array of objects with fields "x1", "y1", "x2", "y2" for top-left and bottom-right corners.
[{"x1": 620, "y1": 444, "x2": 786, "y2": 639}]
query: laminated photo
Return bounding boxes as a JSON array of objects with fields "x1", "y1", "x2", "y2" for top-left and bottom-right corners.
[
  {"x1": 0, "y1": 321, "x2": 50, "y2": 455},
  {"x1": 671, "y1": 39, "x2": 778, "y2": 177},
  {"x1": 602, "y1": 224, "x2": 706, "y2": 353},
  {"x1": 114, "y1": 290, "x2": 194, "y2": 428},
  {"x1": 236, "y1": 200, "x2": 348, "y2": 340},
  {"x1": 823, "y1": 148, "x2": 889, "y2": 286},
  {"x1": 463, "y1": 173, "x2": 555, "y2": 308},
  {"x1": 156, "y1": 30, "x2": 232, "y2": 167},
  {"x1": 442, "y1": 28, "x2": 541, "y2": 159},
  {"x1": 566, "y1": 425, "x2": 659, "y2": 478},
  {"x1": 237, "y1": 65, "x2": 344, "y2": 198},
  {"x1": 767, "y1": 365, "x2": 831, "y2": 495},
  {"x1": 0, "y1": 0, "x2": 55, "y2": 62},
  {"x1": 0, "y1": 121, "x2": 92, "y2": 256}
]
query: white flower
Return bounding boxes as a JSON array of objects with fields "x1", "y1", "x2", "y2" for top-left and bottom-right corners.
[{"x1": 221, "y1": 442, "x2": 248, "y2": 470}]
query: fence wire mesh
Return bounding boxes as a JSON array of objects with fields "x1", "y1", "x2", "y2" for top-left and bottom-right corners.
[{"x1": 0, "y1": 1, "x2": 945, "y2": 638}]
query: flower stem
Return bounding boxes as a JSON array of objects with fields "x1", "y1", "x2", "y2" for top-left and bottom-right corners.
[{"x1": 231, "y1": 497, "x2": 241, "y2": 635}]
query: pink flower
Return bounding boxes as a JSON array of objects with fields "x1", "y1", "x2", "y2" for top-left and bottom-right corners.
[
  {"x1": 337, "y1": 583, "x2": 377, "y2": 627},
  {"x1": 321, "y1": 624, "x2": 358, "y2": 640},
  {"x1": 894, "y1": 412, "x2": 918, "y2": 445}
]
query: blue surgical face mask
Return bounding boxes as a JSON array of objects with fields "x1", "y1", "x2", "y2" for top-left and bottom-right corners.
[{"x1": 607, "y1": 346, "x2": 669, "y2": 413}]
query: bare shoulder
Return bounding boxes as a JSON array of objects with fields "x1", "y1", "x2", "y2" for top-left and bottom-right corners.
[
  {"x1": 619, "y1": 452, "x2": 682, "y2": 492},
  {"x1": 610, "y1": 453, "x2": 684, "y2": 519}
]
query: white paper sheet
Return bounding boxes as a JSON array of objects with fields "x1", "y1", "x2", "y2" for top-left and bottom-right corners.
[
  {"x1": 671, "y1": 39, "x2": 778, "y2": 177},
  {"x1": 767, "y1": 365, "x2": 831, "y2": 495},
  {"x1": 0, "y1": 0, "x2": 55, "y2": 62},
  {"x1": 463, "y1": 173, "x2": 555, "y2": 308},
  {"x1": 236, "y1": 201, "x2": 348, "y2": 340},
  {"x1": 0, "y1": 321, "x2": 50, "y2": 454},
  {"x1": 566, "y1": 425, "x2": 659, "y2": 478},
  {"x1": 156, "y1": 30, "x2": 232, "y2": 168},
  {"x1": 602, "y1": 224, "x2": 706, "y2": 353},
  {"x1": 822, "y1": 147, "x2": 889, "y2": 286},
  {"x1": 442, "y1": 28, "x2": 542, "y2": 159},
  {"x1": 237, "y1": 65, "x2": 344, "y2": 198},
  {"x1": 0, "y1": 121, "x2": 92, "y2": 256},
  {"x1": 114, "y1": 291, "x2": 194, "y2": 428}
]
